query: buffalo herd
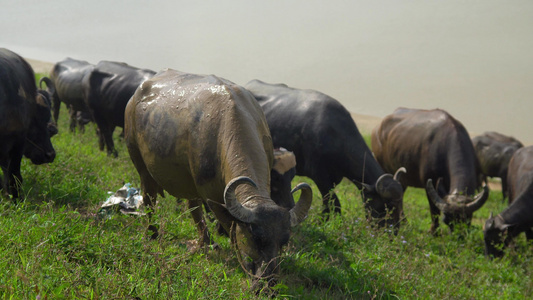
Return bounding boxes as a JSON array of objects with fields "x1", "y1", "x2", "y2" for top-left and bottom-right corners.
[{"x1": 1, "y1": 47, "x2": 531, "y2": 287}]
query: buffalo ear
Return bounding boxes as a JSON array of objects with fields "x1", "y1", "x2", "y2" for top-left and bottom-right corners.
[
  {"x1": 484, "y1": 217, "x2": 494, "y2": 230},
  {"x1": 500, "y1": 223, "x2": 512, "y2": 232}
]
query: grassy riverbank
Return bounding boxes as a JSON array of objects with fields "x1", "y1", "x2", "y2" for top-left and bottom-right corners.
[{"x1": 0, "y1": 74, "x2": 531, "y2": 299}]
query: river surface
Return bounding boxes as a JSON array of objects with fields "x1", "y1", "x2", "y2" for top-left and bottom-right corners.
[{"x1": 2, "y1": 0, "x2": 533, "y2": 144}]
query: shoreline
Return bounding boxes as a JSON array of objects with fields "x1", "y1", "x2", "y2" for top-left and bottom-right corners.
[{"x1": 26, "y1": 57, "x2": 501, "y2": 191}]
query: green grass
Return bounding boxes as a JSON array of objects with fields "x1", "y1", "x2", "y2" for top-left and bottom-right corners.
[{"x1": 0, "y1": 74, "x2": 531, "y2": 299}]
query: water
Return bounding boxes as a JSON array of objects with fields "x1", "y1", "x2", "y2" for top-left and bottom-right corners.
[{"x1": 2, "y1": 0, "x2": 533, "y2": 144}]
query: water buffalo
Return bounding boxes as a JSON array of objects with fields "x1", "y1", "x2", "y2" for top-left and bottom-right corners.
[
  {"x1": 0, "y1": 48, "x2": 57, "y2": 199},
  {"x1": 472, "y1": 131, "x2": 523, "y2": 200},
  {"x1": 245, "y1": 80, "x2": 405, "y2": 230},
  {"x1": 484, "y1": 145, "x2": 533, "y2": 257},
  {"x1": 372, "y1": 108, "x2": 489, "y2": 234},
  {"x1": 85, "y1": 61, "x2": 155, "y2": 157},
  {"x1": 125, "y1": 70, "x2": 313, "y2": 285},
  {"x1": 39, "y1": 58, "x2": 94, "y2": 133}
]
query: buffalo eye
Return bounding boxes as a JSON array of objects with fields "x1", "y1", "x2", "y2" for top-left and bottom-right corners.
[{"x1": 250, "y1": 224, "x2": 266, "y2": 249}]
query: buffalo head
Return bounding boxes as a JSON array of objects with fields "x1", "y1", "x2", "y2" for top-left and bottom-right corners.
[
  {"x1": 361, "y1": 167, "x2": 406, "y2": 232},
  {"x1": 483, "y1": 213, "x2": 512, "y2": 258},
  {"x1": 222, "y1": 176, "x2": 312, "y2": 284},
  {"x1": 426, "y1": 179, "x2": 489, "y2": 230},
  {"x1": 23, "y1": 89, "x2": 57, "y2": 164}
]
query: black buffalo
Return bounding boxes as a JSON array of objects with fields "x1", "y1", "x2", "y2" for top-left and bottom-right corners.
[
  {"x1": 472, "y1": 131, "x2": 523, "y2": 200},
  {"x1": 372, "y1": 108, "x2": 489, "y2": 234},
  {"x1": 0, "y1": 48, "x2": 57, "y2": 199},
  {"x1": 484, "y1": 145, "x2": 533, "y2": 257},
  {"x1": 85, "y1": 61, "x2": 155, "y2": 157},
  {"x1": 39, "y1": 58, "x2": 94, "y2": 133},
  {"x1": 245, "y1": 80, "x2": 405, "y2": 230}
]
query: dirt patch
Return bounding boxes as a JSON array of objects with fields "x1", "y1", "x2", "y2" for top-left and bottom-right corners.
[
  {"x1": 350, "y1": 113, "x2": 382, "y2": 135},
  {"x1": 26, "y1": 58, "x2": 54, "y2": 75}
]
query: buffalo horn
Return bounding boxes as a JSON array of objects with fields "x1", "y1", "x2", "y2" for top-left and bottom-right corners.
[
  {"x1": 289, "y1": 183, "x2": 313, "y2": 227},
  {"x1": 426, "y1": 179, "x2": 448, "y2": 212},
  {"x1": 393, "y1": 167, "x2": 407, "y2": 181},
  {"x1": 39, "y1": 77, "x2": 55, "y2": 95},
  {"x1": 224, "y1": 176, "x2": 257, "y2": 223},
  {"x1": 465, "y1": 184, "x2": 490, "y2": 213},
  {"x1": 375, "y1": 173, "x2": 393, "y2": 194}
]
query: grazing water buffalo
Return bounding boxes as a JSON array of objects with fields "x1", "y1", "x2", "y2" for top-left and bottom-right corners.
[
  {"x1": 372, "y1": 108, "x2": 489, "y2": 234},
  {"x1": 39, "y1": 58, "x2": 94, "y2": 133},
  {"x1": 86, "y1": 61, "x2": 155, "y2": 157},
  {"x1": 125, "y1": 70, "x2": 313, "y2": 285},
  {"x1": 245, "y1": 80, "x2": 405, "y2": 230},
  {"x1": 484, "y1": 146, "x2": 533, "y2": 257},
  {"x1": 472, "y1": 131, "x2": 523, "y2": 200},
  {"x1": 0, "y1": 48, "x2": 56, "y2": 199}
]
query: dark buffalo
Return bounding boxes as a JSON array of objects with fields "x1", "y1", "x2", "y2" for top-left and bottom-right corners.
[
  {"x1": 484, "y1": 145, "x2": 533, "y2": 257},
  {"x1": 125, "y1": 70, "x2": 313, "y2": 286},
  {"x1": 245, "y1": 80, "x2": 405, "y2": 230},
  {"x1": 85, "y1": 61, "x2": 155, "y2": 157},
  {"x1": 39, "y1": 58, "x2": 94, "y2": 133},
  {"x1": 372, "y1": 108, "x2": 489, "y2": 234},
  {"x1": 472, "y1": 131, "x2": 523, "y2": 200},
  {"x1": 0, "y1": 48, "x2": 57, "y2": 199}
]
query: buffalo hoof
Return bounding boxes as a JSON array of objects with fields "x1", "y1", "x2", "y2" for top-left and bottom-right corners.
[
  {"x1": 147, "y1": 224, "x2": 159, "y2": 240},
  {"x1": 252, "y1": 278, "x2": 279, "y2": 297},
  {"x1": 185, "y1": 239, "x2": 219, "y2": 252}
]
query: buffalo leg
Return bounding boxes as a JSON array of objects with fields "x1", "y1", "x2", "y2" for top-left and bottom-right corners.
[
  {"x1": 93, "y1": 113, "x2": 118, "y2": 157},
  {"x1": 6, "y1": 156, "x2": 23, "y2": 200},
  {"x1": 501, "y1": 175, "x2": 508, "y2": 201},
  {"x1": 0, "y1": 164, "x2": 6, "y2": 195},
  {"x1": 127, "y1": 141, "x2": 162, "y2": 238},
  {"x1": 96, "y1": 128, "x2": 105, "y2": 152},
  {"x1": 103, "y1": 125, "x2": 117, "y2": 157},
  {"x1": 315, "y1": 179, "x2": 341, "y2": 215},
  {"x1": 425, "y1": 191, "x2": 441, "y2": 235},
  {"x1": 188, "y1": 198, "x2": 212, "y2": 247},
  {"x1": 68, "y1": 105, "x2": 77, "y2": 133},
  {"x1": 526, "y1": 229, "x2": 533, "y2": 241}
]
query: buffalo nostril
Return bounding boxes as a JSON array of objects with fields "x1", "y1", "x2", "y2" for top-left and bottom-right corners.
[{"x1": 46, "y1": 151, "x2": 56, "y2": 161}]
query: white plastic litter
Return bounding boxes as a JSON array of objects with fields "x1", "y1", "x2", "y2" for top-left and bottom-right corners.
[{"x1": 99, "y1": 183, "x2": 145, "y2": 216}]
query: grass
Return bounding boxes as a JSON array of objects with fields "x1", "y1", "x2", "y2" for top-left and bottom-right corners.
[{"x1": 0, "y1": 73, "x2": 531, "y2": 299}]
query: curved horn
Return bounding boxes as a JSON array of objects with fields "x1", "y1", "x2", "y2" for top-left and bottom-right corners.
[
  {"x1": 374, "y1": 173, "x2": 393, "y2": 195},
  {"x1": 354, "y1": 179, "x2": 374, "y2": 193},
  {"x1": 375, "y1": 173, "x2": 393, "y2": 194},
  {"x1": 465, "y1": 184, "x2": 490, "y2": 213},
  {"x1": 426, "y1": 179, "x2": 448, "y2": 212},
  {"x1": 375, "y1": 173, "x2": 403, "y2": 199},
  {"x1": 289, "y1": 183, "x2": 313, "y2": 227},
  {"x1": 224, "y1": 176, "x2": 257, "y2": 223},
  {"x1": 393, "y1": 167, "x2": 407, "y2": 181},
  {"x1": 39, "y1": 77, "x2": 55, "y2": 95}
]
